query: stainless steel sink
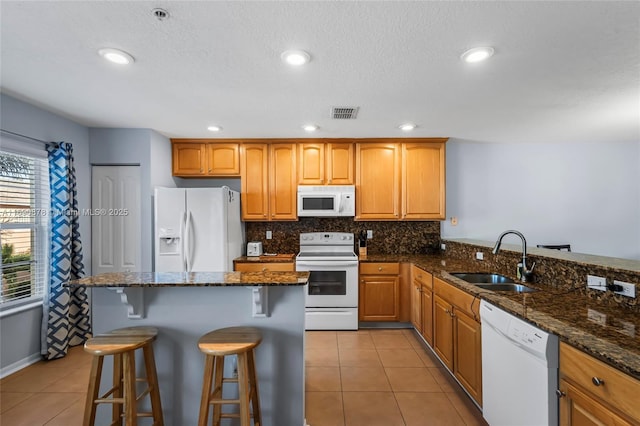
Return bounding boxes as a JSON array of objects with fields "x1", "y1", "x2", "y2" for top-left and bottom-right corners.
[
  {"x1": 449, "y1": 273, "x2": 537, "y2": 293},
  {"x1": 450, "y1": 273, "x2": 515, "y2": 284},
  {"x1": 474, "y1": 283, "x2": 537, "y2": 293}
]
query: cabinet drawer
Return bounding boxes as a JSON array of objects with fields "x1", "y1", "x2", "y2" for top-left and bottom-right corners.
[
  {"x1": 560, "y1": 342, "x2": 640, "y2": 422},
  {"x1": 360, "y1": 262, "x2": 399, "y2": 275},
  {"x1": 234, "y1": 262, "x2": 294, "y2": 272},
  {"x1": 411, "y1": 265, "x2": 432, "y2": 290},
  {"x1": 434, "y1": 277, "x2": 480, "y2": 320}
]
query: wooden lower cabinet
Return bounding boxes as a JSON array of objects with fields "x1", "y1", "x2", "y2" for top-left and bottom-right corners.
[
  {"x1": 453, "y1": 308, "x2": 482, "y2": 403},
  {"x1": 359, "y1": 263, "x2": 400, "y2": 321},
  {"x1": 432, "y1": 277, "x2": 482, "y2": 406},
  {"x1": 559, "y1": 342, "x2": 640, "y2": 425},
  {"x1": 421, "y1": 287, "x2": 433, "y2": 345},
  {"x1": 433, "y1": 295, "x2": 455, "y2": 370},
  {"x1": 233, "y1": 262, "x2": 294, "y2": 272},
  {"x1": 560, "y1": 380, "x2": 632, "y2": 426}
]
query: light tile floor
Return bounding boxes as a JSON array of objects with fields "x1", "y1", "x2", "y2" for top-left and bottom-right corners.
[
  {"x1": 305, "y1": 329, "x2": 488, "y2": 426},
  {"x1": 0, "y1": 329, "x2": 487, "y2": 425}
]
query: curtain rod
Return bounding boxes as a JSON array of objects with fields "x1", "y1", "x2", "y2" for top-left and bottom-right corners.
[{"x1": 0, "y1": 128, "x2": 48, "y2": 146}]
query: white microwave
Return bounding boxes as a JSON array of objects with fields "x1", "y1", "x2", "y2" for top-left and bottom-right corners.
[{"x1": 297, "y1": 185, "x2": 355, "y2": 217}]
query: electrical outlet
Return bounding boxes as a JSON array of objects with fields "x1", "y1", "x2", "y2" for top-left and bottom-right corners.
[
  {"x1": 266, "y1": 230, "x2": 272, "y2": 239},
  {"x1": 587, "y1": 274, "x2": 606, "y2": 291},
  {"x1": 476, "y1": 251, "x2": 484, "y2": 260},
  {"x1": 450, "y1": 217, "x2": 458, "y2": 226},
  {"x1": 441, "y1": 243, "x2": 446, "y2": 251},
  {"x1": 613, "y1": 280, "x2": 636, "y2": 298},
  {"x1": 367, "y1": 230, "x2": 373, "y2": 239}
]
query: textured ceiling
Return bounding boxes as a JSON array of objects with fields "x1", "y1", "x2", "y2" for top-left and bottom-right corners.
[{"x1": 1, "y1": 1, "x2": 638, "y2": 143}]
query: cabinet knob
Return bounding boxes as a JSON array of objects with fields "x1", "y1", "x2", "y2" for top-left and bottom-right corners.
[
  {"x1": 262, "y1": 268, "x2": 267, "y2": 272},
  {"x1": 555, "y1": 390, "x2": 566, "y2": 398},
  {"x1": 200, "y1": 169, "x2": 203, "y2": 172},
  {"x1": 328, "y1": 179, "x2": 332, "y2": 183},
  {"x1": 263, "y1": 214, "x2": 267, "y2": 217},
  {"x1": 209, "y1": 168, "x2": 212, "y2": 173},
  {"x1": 378, "y1": 267, "x2": 383, "y2": 271},
  {"x1": 591, "y1": 377, "x2": 605, "y2": 386}
]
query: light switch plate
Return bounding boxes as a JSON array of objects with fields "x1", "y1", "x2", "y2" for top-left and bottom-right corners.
[
  {"x1": 613, "y1": 280, "x2": 636, "y2": 298},
  {"x1": 367, "y1": 230, "x2": 373, "y2": 239},
  {"x1": 587, "y1": 274, "x2": 606, "y2": 291},
  {"x1": 266, "y1": 230, "x2": 272, "y2": 239}
]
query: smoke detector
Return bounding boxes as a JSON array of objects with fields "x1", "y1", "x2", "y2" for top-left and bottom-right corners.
[{"x1": 331, "y1": 107, "x2": 359, "y2": 119}]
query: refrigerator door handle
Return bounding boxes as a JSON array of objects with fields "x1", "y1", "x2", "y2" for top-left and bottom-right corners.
[{"x1": 184, "y1": 211, "x2": 192, "y2": 272}]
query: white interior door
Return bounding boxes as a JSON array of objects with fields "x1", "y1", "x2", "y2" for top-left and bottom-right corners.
[{"x1": 92, "y1": 166, "x2": 141, "y2": 274}]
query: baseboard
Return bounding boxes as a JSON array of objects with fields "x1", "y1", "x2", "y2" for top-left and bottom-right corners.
[{"x1": 0, "y1": 352, "x2": 42, "y2": 379}]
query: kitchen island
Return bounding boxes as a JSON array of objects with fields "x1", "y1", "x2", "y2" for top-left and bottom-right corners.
[{"x1": 68, "y1": 271, "x2": 309, "y2": 426}]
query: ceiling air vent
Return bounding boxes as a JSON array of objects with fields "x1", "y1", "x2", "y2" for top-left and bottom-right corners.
[{"x1": 331, "y1": 107, "x2": 359, "y2": 119}]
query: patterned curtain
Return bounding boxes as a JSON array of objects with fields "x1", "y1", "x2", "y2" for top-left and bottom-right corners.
[{"x1": 41, "y1": 142, "x2": 91, "y2": 360}]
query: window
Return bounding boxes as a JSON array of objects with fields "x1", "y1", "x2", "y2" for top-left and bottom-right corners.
[{"x1": 0, "y1": 150, "x2": 50, "y2": 306}]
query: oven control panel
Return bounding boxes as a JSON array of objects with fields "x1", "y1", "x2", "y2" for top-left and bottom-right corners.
[{"x1": 300, "y1": 232, "x2": 354, "y2": 245}]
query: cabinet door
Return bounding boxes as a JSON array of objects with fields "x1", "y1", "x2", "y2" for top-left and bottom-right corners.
[
  {"x1": 206, "y1": 143, "x2": 240, "y2": 175},
  {"x1": 454, "y1": 309, "x2": 482, "y2": 405},
  {"x1": 421, "y1": 288, "x2": 433, "y2": 346},
  {"x1": 269, "y1": 143, "x2": 297, "y2": 220},
  {"x1": 173, "y1": 143, "x2": 206, "y2": 176},
  {"x1": 241, "y1": 144, "x2": 269, "y2": 220},
  {"x1": 559, "y1": 379, "x2": 633, "y2": 426},
  {"x1": 298, "y1": 143, "x2": 325, "y2": 185},
  {"x1": 411, "y1": 280, "x2": 422, "y2": 333},
  {"x1": 326, "y1": 143, "x2": 354, "y2": 185},
  {"x1": 433, "y1": 295, "x2": 454, "y2": 370},
  {"x1": 359, "y1": 275, "x2": 399, "y2": 321},
  {"x1": 356, "y1": 143, "x2": 400, "y2": 220},
  {"x1": 402, "y1": 142, "x2": 445, "y2": 219}
]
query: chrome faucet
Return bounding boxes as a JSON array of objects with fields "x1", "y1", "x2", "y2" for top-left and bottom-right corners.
[{"x1": 492, "y1": 230, "x2": 536, "y2": 283}]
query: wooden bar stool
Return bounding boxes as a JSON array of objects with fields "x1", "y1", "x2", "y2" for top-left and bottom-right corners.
[
  {"x1": 83, "y1": 326, "x2": 164, "y2": 426},
  {"x1": 198, "y1": 327, "x2": 262, "y2": 426}
]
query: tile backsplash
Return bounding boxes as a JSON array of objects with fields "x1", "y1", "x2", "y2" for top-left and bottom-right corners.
[{"x1": 245, "y1": 218, "x2": 441, "y2": 255}]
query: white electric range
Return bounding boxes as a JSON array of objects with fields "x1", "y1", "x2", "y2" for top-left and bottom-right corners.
[{"x1": 295, "y1": 232, "x2": 359, "y2": 330}]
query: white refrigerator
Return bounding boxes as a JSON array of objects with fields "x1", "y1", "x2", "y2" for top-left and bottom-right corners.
[{"x1": 154, "y1": 187, "x2": 244, "y2": 272}]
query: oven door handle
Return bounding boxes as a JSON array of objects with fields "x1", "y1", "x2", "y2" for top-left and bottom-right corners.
[
  {"x1": 296, "y1": 260, "x2": 359, "y2": 268},
  {"x1": 306, "y1": 310, "x2": 354, "y2": 315}
]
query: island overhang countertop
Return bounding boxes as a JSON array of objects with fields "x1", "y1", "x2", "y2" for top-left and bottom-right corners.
[{"x1": 66, "y1": 271, "x2": 310, "y2": 287}]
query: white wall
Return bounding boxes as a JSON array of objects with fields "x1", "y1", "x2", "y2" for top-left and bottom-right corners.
[
  {"x1": 442, "y1": 139, "x2": 640, "y2": 260},
  {"x1": 0, "y1": 94, "x2": 91, "y2": 372}
]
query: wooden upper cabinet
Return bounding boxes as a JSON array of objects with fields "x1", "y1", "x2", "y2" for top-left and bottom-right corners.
[
  {"x1": 172, "y1": 140, "x2": 240, "y2": 177},
  {"x1": 298, "y1": 142, "x2": 354, "y2": 185},
  {"x1": 326, "y1": 143, "x2": 354, "y2": 185},
  {"x1": 355, "y1": 143, "x2": 401, "y2": 220},
  {"x1": 240, "y1": 143, "x2": 297, "y2": 221},
  {"x1": 241, "y1": 144, "x2": 269, "y2": 220},
  {"x1": 206, "y1": 143, "x2": 240, "y2": 175},
  {"x1": 173, "y1": 142, "x2": 206, "y2": 175},
  {"x1": 402, "y1": 142, "x2": 446, "y2": 220},
  {"x1": 355, "y1": 139, "x2": 446, "y2": 221},
  {"x1": 269, "y1": 143, "x2": 297, "y2": 220},
  {"x1": 298, "y1": 143, "x2": 325, "y2": 184}
]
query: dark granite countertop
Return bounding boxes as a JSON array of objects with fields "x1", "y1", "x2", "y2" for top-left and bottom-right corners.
[
  {"x1": 361, "y1": 254, "x2": 640, "y2": 380},
  {"x1": 66, "y1": 271, "x2": 310, "y2": 287}
]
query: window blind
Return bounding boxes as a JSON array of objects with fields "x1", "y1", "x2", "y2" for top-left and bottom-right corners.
[{"x1": 0, "y1": 150, "x2": 50, "y2": 305}]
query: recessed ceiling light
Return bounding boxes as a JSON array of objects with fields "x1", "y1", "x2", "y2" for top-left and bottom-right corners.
[
  {"x1": 399, "y1": 123, "x2": 416, "y2": 132},
  {"x1": 281, "y1": 50, "x2": 311, "y2": 66},
  {"x1": 207, "y1": 125, "x2": 222, "y2": 132},
  {"x1": 98, "y1": 48, "x2": 135, "y2": 65},
  {"x1": 302, "y1": 124, "x2": 319, "y2": 132},
  {"x1": 460, "y1": 46, "x2": 494, "y2": 63}
]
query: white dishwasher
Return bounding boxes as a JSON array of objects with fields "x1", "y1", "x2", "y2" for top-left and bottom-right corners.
[{"x1": 480, "y1": 300, "x2": 559, "y2": 426}]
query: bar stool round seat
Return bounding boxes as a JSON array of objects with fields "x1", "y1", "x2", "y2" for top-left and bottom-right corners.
[
  {"x1": 198, "y1": 326, "x2": 262, "y2": 426},
  {"x1": 83, "y1": 327, "x2": 164, "y2": 426}
]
